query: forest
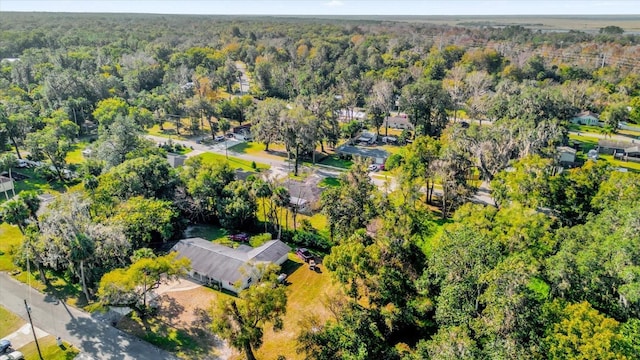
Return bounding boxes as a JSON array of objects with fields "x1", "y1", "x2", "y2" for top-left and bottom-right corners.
[{"x1": 1, "y1": 12, "x2": 640, "y2": 360}]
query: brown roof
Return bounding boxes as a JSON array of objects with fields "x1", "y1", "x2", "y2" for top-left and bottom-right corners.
[{"x1": 575, "y1": 111, "x2": 599, "y2": 118}]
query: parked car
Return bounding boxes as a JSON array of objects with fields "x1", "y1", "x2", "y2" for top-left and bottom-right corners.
[
  {"x1": 309, "y1": 259, "x2": 317, "y2": 271},
  {"x1": 367, "y1": 164, "x2": 379, "y2": 172},
  {"x1": 214, "y1": 135, "x2": 225, "y2": 142},
  {"x1": 2, "y1": 351, "x2": 23, "y2": 360},
  {"x1": 229, "y1": 233, "x2": 250, "y2": 242},
  {"x1": 296, "y1": 248, "x2": 314, "y2": 262},
  {"x1": 0, "y1": 340, "x2": 11, "y2": 354},
  {"x1": 277, "y1": 273, "x2": 287, "y2": 284}
]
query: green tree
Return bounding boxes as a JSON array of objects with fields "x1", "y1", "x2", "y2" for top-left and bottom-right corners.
[
  {"x1": 111, "y1": 196, "x2": 178, "y2": 248},
  {"x1": 217, "y1": 180, "x2": 257, "y2": 230},
  {"x1": 92, "y1": 97, "x2": 131, "y2": 128},
  {"x1": 320, "y1": 159, "x2": 376, "y2": 241},
  {"x1": 25, "y1": 119, "x2": 79, "y2": 182},
  {"x1": 0, "y1": 196, "x2": 30, "y2": 234},
  {"x1": 182, "y1": 160, "x2": 235, "y2": 222},
  {"x1": 98, "y1": 252, "x2": 190, "y2": 315},
  {"x1": 250, "y1": 97, "x2": 286, "y2": 151},
  {"x1": 210, "y1": 266, "x2": 287, "y2": 360},
  {"x1": 251, "y1": 179, "x2": 272, "y2": 233},
  {"x1": 544, "y1": 301, "x2": 629, "y2": 360},
  {"x1": 399, "y1": 79, "x2": 451, "y2": 137},
  {"x1": 95, "y1": 115, "x2": 143, "y2": 168},
  {"x1": 96, "y1": 155, "x2": 178, "y2": 201}
]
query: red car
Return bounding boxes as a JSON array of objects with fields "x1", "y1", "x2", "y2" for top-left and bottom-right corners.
[
  {"x1": 296, "y1": 248, "x2": 314, "y2": 262},
  {"x1": 229, "y1": 233, "x2": 250, "y2": 242}
]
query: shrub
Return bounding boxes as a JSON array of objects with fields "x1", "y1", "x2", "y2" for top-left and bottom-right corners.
[{"x1": 385, "y1": 153, "x2": 404, "y2": 171}]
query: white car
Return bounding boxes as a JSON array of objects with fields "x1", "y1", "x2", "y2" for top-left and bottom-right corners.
[
  {"x1": 6, "y1": 351, "x2": 23, "y2": 360},
  {"x1": 214, "y1": 135, "x2": 225, "y2": 142},
  {"x1": 367, "y1": 164, "x2": 379, "y2": 172}
]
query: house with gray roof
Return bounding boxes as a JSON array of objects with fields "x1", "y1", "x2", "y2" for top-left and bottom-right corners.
[{"x1": 171, "y1": 237, "x2": 291, "y2": 293}]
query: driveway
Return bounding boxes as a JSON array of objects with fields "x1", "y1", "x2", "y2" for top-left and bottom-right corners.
[{"x1": 0, "y1": 273, "x2": 178, "y2": 360}]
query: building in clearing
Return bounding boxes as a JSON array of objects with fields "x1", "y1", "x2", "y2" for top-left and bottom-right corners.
[
  {"x1": 171, "y1": 238, "x2": 291, "y2": 293},
  {"x1": 571, "y1": 111, "x2": 600, "y2": 126},
  {"x1": 557, "y1": 146, "x2": 577, "y2": 164}
]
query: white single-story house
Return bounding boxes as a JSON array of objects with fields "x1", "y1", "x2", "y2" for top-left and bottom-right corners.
[
  {"x1": 571, "y1": 111, "x2": 600, "y2": 126},
  {"x1": 557, "y1": 146, "x2": 577, "y2": 163},
  {"x1": 172, "y1": 238, "x2": 291, "y2": 293}
]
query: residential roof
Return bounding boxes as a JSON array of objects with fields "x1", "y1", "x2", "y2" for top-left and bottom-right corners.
[
  {"x1": 557, "y1": 146, "x2": 577, "y2": 154},
  {"x1": 574, "y1": 111, "x2": 599, "y2": 118},
  {"x1": 626, "y1": 146, "x2": 640, "y2": 154},
  {"x1": 172, "y1": 238, "x2": 291, "y2": 284},
  {"x1": 336, "y1": 145, "x2": 389, "y2": 159},
  {"x1": 598, "y1": 139, "x2": 633, "y2": 150},
  {"x1": 289, "y1": 196, "x2": 309, "y2": 206}
]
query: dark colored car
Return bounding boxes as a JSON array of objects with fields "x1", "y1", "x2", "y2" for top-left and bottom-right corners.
[
  {"x1": 296, "y1": 248, "x2": 314, "y2": 262},
  {"x1": 229, "y1": 233, "x2": 250, "y2": 242},
  {"x1": 0, "y1": 340, "x2": 11, "y2": 354}
]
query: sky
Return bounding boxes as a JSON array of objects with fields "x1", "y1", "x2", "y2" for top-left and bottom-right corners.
[{"x1": 0, "y1": 0, "x2": 638, "y2": 16}]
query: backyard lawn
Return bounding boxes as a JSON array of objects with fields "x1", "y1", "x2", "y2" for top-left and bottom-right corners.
[{"x1": 256, "y1": 254, "x2": 339, "y2": 359}]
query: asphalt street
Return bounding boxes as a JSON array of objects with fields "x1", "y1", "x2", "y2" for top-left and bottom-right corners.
[{"x1": 0, "y1": 273, "x2": 177, "y2": 360}]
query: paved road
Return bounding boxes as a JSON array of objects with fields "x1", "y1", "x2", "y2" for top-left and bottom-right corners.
[
  {"x1": 0, "y1": 273, "x2": 177, "y2": 360},
  {"x1": 147, "y1": 134, "x2": 496, "y2": 206},
  {"x1": 568, "y1": 130, "x2": 638, "y2": 143},
  {"x1": 235, "y1": 61, "x2": 250, "y2": 95}
]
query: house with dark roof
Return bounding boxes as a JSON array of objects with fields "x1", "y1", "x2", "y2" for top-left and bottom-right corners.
[
  {"x1": 598, "y1": 139, "x2": 632, "y2": 155},
  {"x1": 336, "y1": 145, "x2": 389, "y2": 165},
  {"x1": 172, "y1": 237, "x2": 291, "y2": 293}
]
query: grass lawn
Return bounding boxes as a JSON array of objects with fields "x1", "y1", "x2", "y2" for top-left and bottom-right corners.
[
  {"x1": 0, "y1": 223, "x2": 22, "y2": 271},
  {"x1": 0, "y1": 305, "x2": 25, "y2": 338},
  {"x1": 185, "y1": 224, "x2": 228, "y2": 242},
  {"x1": 18, "y1": 335, "x2": 79, "y2": 360},
  {"x1": 256, "y1": 254, "x2": 339, "y2": 360},
  {"x1": 228, "y1": 141, "x2": 267, "y2": 155},
  {"x1": 568, "y1": 134, "x2": 599, "y2": 152},
  {"x1": 193, "y1": 152, "x2": 270, "y2": 172},
  {"x1": 598, "y1": 155, "x2": 640, "y2": 172},
  {"x1": 318, "y1": 154, "x2": 352, "y2": 169},
  {"x1": 318, "y1": 177, "x2": 341, "y2": 188},
  {"x1": 147, "y1": 121, "x2": 197, "y2": 140},
  {"x1": 65, "y1": 141, "x2": 90, "y2": 165}
]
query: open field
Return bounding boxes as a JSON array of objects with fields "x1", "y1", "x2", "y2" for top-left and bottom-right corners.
[{"x1": 311, "y1": 15, "x2": 640, "y2": 33}]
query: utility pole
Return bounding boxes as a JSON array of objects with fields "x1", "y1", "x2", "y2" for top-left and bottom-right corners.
[{"x1": 24, "y1": 299, "x2": 44, "y2": 360}]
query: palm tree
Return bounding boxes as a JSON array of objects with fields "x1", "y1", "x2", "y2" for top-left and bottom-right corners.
[
  {"x1": 0, "y1": 197, "x2": 30, "y2": 234},
  {"x1": 252, "y1": 179, "x2": 272, "y2": 233},
  {"x1": 272, "y1": 186, "x2": 290, "y2": 239}
]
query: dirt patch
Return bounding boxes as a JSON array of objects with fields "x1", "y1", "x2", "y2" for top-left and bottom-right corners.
[{"x1": 117, "y1": 286, "x2": 236, "y2": 359}]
